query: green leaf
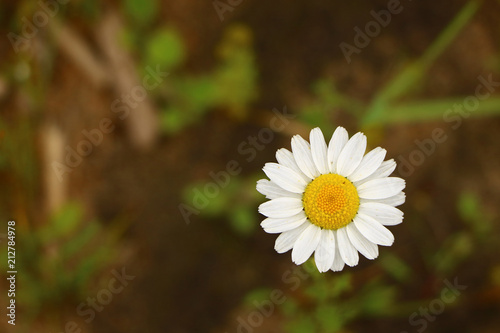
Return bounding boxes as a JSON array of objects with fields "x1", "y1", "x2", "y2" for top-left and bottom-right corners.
[
  {"x1": 145, "y1": 28, "x2": 185, "y2": 71},
  {"x1": 380, "y1": 253, "x2": 412, "y2": 282},
  {"x1": 315, "y1": 304, "x2": 345, "y2": 332},
  {"x1": 360, "y1": 284, "x2": 397, "y2": 316},
  {"x1": 286, "y1": 315, "x2": 316, "y2": 333},
  {"x1": 305, "y1": 279, "x2": 329, "y2": 303},
  {"x1": 40, "y1": 202, "x2": 83, "y2": 242},
  {"x1": 299, "y1": 103, "x2": 331, "y2": 131},
  {"x1": 213, "y1": 25, "x2": 258, "y2": 119},
  {"x1": 330, "y1": 273, "x2": 352, "y2": 298},
  {"x1": 229, "y1": 205, "x2": 256, "y2": 236},
  {"x1": 61, "y1": 221, "x2": 101, "y2": 260},
  {"x1": 458, "y1": 191, "x2": 480, "y2": 221},
  {"x1": 281, "y1": 298, "x2": 299, "y2": 317},
  {"x1": 297, "y1": 79, "x2": 360, "y2": 131},
  {"x1": 124, "y1": 0, "x2": 159, "y2": 26},
  {"x1": 176, "y1": 76, "x2": 218, "y2": 113},
  {"x1": 160, "y1": 107, "x2": 190, "y2": 134},
  {"x1": 182, "y1": 181, "x2": 228, "y2": 216},
  {"x1": 73, "y1": 247, "x2": 111, "y2": 290},
  {"x1": 244, "y1": 288, "x2": 273, "y2": 306},
  {"x1": 457, "y1": 191, "x2": 492, "y2": 239},
  {"x1": 433, "y1": 232, "x2": 473, "y2": 273}
]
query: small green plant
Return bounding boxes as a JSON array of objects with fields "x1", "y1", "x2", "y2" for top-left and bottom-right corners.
[
  {"x1": 0, "y1": 202, "x2": 121, "y2": 327},
  {"x1": 457, "y1": 191, "x2": 493, "y2": 240},
  {"x1": 428, "y1": 191, "x2": 493, "y2": 275},
  {"x1": 242, "y1": 262, "x2": 401, "y2": 333},
  {"x1": 140, "y1": 24, "x2": 258, "y2": 134}
]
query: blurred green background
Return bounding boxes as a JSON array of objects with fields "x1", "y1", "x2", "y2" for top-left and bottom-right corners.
[{"x1": 1, "y1": 0, "x2": 500, "y2": 332}]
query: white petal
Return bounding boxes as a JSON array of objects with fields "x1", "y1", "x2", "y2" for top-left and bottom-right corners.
[
  {"x1": 336, "y1": 132, "x2": 367, "y2": 177},
  {"x1": 348, "y1": 147, "x2": 386, "y2": 182},
  {"x1": 291, "y1": 135, "x2": 320, "y2": 179},
  {"x1": 256, "y1": 179, "x2": 302, "y2": 200},
  {"x1": 276, "y1": 148, "x2": 311, "y2": 182},
  {"x1": 336, "y1": 227, "x2": 359, "y2": 267},
  {"x1": 261, "y1": 212, "x2": 307, "y2": 233},
  {"x1": 357, "y1": 177, "x2": 405, "y2": 199},
  {"x1": 330, "y1": 235, "x2": 345, "y2": 272},
  {"x1": 372, "y1": 159, "x2": 397, "y2": 178},
  {"x1": 354, "y1": 159, "x2": 396, "y2": 186},
  {"x1": 354, "y1": 213, "x2": 394, "y2": 246},
  {"x1": 358, "y1": 202, "x2": 404, "y2": 226},
  {"x1": 327, "y1": 126, "x2": 348, "y2": 173},
  {"x1": 310, "y1": 128, "x2": 329, "y2": 175},
  {"x1": 346, "y1": 223, "x2": 379, "y2": 259},
  {"x1": 258, "y1": 197, "x2": 303, "y2": 218},
  {"x1": 361, "y1": 192, "x2": 405, "y2": 207},
  {"x1": 263, "y1": 163, "x2": 308, "y2": 194},
  {"x1": 292, "y1": 224, "x2": 321, "y2": 265},
  {"x1": 314, "y1": 229, "x2": 336, "y2": 273},
  {"x1": 274, "y1": 223, "x2": 310, "y2": 254}
]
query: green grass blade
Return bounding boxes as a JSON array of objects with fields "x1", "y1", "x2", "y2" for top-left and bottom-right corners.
[
  {"x1": 363, "y1": 1, "x2": 480, "y2": 125},
  {"x1": 369, "y1": 97, "x2": 500, "y2": 124}
]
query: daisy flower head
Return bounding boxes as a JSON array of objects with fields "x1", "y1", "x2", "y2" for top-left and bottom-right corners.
[{"x1": 257, "y1": 127, "x2": 405, "y2": 273}]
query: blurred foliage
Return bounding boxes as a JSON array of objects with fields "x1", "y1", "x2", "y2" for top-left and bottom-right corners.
[
  {"x1": 362, "y1": 0, "x2": 481, "y2": 126},
  {"x1": 295, "y1": 1, "x2": 500, "y2": 131},
  {"x1": 2, "y1": 0, "x2": 500, "y2": 332},
  {"x1": 379, "y1": 252, "x2": 412, "y2": 283},
  {"x1": 183, "y1": 173, "x2": 262, "y2": 236},
  {"x1": 234, "y1": 189, "x2": 495, "y2": 332},
  {"x1": 175, "y1": 0, "x2": 497, "y2": 233},
  {"x1": 429, "y1": 190, "x2": 494, "y2": 275},
  {"x1": 159, "y1": 24, "x2": 257, "y2": 133},
  {"x1": 178, "y1": 8, "x2": 500, "y2": 330},
  {"x1": 123, "y1": 22, "x2": 258, "y2": 134},
  {"x1": 248, "y1": 263, "x2": 401, "y2": 333},
  {"x1": 0, "y1": 202, "x2": 120, "y2": 326},
  {"x1": 432, "y1": 231, "x2": 473, "y2": 275},
  {"x1": 213, "y1": 25, "x2": 258, "y2": 119},
  {"x1": 157, "y1": 1, "x2": 500, "y2": 330},
  {"x1": 458, "y1": 191, "x2": 494, "y2": 240},
  {"x1": 124, "y1": 0, "x2": 159, "y2": 26},
  {"x1": 280, "y1": 266, "x2": 397, "y2": 332},
  {"x1": 297, "y1": 79, "x2": 364, "y2": 134},
  {"x1": 145, "y1": 28, "x2": 185, "y2": 71}
]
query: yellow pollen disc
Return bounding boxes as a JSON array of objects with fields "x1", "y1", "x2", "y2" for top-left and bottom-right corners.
[{"x1": 302, "y1": 174, "x2": 360, "y2": 230}]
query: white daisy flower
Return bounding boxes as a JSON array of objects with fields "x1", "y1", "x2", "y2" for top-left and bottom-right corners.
[{"x1": 257, "y1": 127, "x2": 405, "y2": 273}]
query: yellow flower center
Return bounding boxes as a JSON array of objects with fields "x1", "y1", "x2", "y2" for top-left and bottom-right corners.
[{"x1": 302, "y1": 174, "x2": 360, "y2": 230}]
